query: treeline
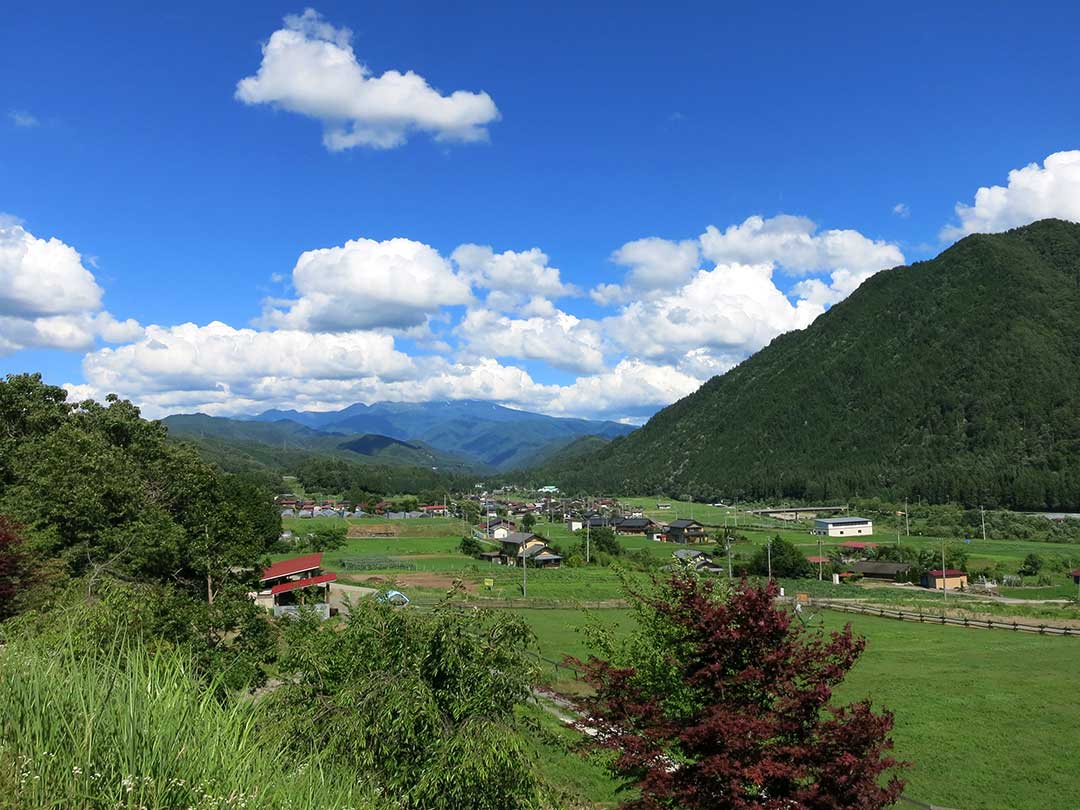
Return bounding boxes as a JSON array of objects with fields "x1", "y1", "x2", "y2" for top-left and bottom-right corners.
[{"x1": 294, "y1": 456, "x2": 475, "y2": 501}]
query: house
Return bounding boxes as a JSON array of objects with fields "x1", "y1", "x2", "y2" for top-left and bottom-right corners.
[
  {"x1": 498, "y1": 532, "x2": 563, "y2": 568},
  {"x1": 613, "y1": 517, "x2": 658, "y2": 535},
  {"x1": 421, "y1": 504, "x2": 448, "y2": 516},
  {"x1": 565, "y1": 518, "x2": 583, "y2": 532},
  {"x1": 813, "y1": 517, "x2": 873, "y2": 537},
  {"x1": 666, "y1": 519, "x2": 707, "y2": 544},
  {"x1": 851, "y1": 560, "x2": 912, "y2": 580},
  {"x1": 1072, "y1": 568, "x2": 1080, "y2": 584},
  {"x1": 921, "y1": 569, "x2": 968, "y2": 591},
  {"x1": 672, "y1": 548, "x2": 724, "y2": 574},
  {"x1": 538, "y1": 485, "x2": 560, "y2": 494},
  {"x1": 252, "y1": 552, "x2": 336, "y2": 619}
]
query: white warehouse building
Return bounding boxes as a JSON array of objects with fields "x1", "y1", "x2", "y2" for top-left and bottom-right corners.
[{"x1": 813, "y1": 516, "x2": 873, "y2": 537}]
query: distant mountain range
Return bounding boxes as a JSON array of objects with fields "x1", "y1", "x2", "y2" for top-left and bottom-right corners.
[
  {"x1": 533, "y1": 219, "x2": 1080, "y2": 511},
  {"x1": 163, "y1": 399, "x2": 634, "y2": 472}
]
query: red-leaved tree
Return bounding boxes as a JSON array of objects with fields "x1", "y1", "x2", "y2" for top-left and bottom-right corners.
[
  {"x1": 0, "y1": 516, "x2": 30, "y2": 621},
  {"x1": 570, "y1": 575, "x2": 906, "y2": 809}
]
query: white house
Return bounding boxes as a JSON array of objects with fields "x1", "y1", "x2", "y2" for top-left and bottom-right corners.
[{"x1": 813, "y1": 516, "x2": 873, "y2": 537}]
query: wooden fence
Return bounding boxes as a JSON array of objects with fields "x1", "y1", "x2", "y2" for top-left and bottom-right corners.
[{"x1": 813, "y1": 599, "x2": 1080, "y2": 637}]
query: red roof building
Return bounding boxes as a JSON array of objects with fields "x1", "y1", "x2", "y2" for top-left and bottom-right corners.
[
  {"x1": 261, "y1": 552, "x2": 324, "y2": 582},
  {"x1": 254, "y1": 553, "x2": 336, "y2": 619}
]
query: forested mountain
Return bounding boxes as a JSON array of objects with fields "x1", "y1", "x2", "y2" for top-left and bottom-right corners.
[
  {"x1": 161, "y1": 413, "x2": 472, "y2": 471},
  {"x1": 244, "y1": 399, "x2": 633, "y2": 470},
  {"x1": 539, "y1": 220, "x2": 1080, "y2": 510}
]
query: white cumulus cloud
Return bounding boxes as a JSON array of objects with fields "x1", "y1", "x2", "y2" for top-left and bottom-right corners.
[
  {"x1": 699, "y1": 214, "x2": 903, "y2": 276},
  {"x1": 261, "y1": 236, "x2": 472, "y2": 331},
  {"x1": 591, "y1": 237, "x2": 700, "y2": 304},
  {"x1": 0, "y1": 221, "x2": 140, "y2": 355},
  {"x1": 452, "y1": 244, "x2": 578, "y2": 310},
  {"x1": 455, "y1": 307, "x2": 604, "y2": 373},
  {"x1": 942, "y1": 150, "x2": 1080, "y2": 239},
  {"x1": 236, "y1": 9, "x2": 500, "y2": 150}
]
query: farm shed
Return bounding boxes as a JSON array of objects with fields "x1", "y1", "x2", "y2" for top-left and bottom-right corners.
[
  {"x1": 813, "y1": 516, "x2": 873, "y2": 537},
  {"x1": 252, "y1": 552, "x2": 336, "y2": 619},
  {"x1": 921, "y1": 568, "x2": 968, "y2": 591}
]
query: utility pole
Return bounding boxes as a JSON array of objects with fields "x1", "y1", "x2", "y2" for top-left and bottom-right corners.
[
  {"x1": 522, "y1": 542, "x2": 527, "y2": 598},
  {"x1": 726, "y1": 537, "x2": 733, "y2": 578},
  {"x1": 904, "y1": 499, "x2": 910, "y2": 536},
  {"x1": 767, "y1": 537, "x2": 773, "y2": 581},
  {"x1": 586, "y1": 497, "x2": 591, "y2": 564},
  {"x1": 817, "y1": 535, "x2": 823, "y2": 581},
  {"x1": 941, "y1": 540, "x2": 947, "y2": 603},
  {"x1": 981, "y1": 506, "x2": 987, "y2": 542},
  {"x1": 734, "y1": 498, "x2": 739, "y2": 529}
]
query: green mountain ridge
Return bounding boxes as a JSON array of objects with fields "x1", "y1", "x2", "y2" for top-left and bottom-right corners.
[
  {"x1": 161, "y1": 413, "x2": 473, "y2": 471},
  {"x1": 535, "y1": 219, "x2": 1080, "y2": 510}
]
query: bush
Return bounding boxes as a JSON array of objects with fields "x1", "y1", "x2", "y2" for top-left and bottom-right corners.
[
  {"x1": 459, "y1": 536, "x2": 483, "y2": 556},
  {"x1": 749, "y1": 535, "x2": 813, "y2": 579},
  {"x1": 272, "y1": 600, "x2": 550, "y2": 808}
]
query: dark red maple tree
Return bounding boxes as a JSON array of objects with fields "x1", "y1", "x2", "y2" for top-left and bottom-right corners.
[
  {"x1": 571, "y1": 575, "x2": 906, "y2": 809},
  {"x1": 0, "y1": 516, "x2": 31, "y2": 621}
]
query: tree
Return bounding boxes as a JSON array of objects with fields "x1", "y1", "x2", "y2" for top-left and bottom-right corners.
[
  {"x1": 0, "y1": 517, "x2": 31, "y2": 620},
  {"x1": 461, "y1": 500, "x2": 481, "y2": 526},
  {"x1": 572, "y1": 575, "x2": 905, "y2": 809},
  {"x1": 272, "y1": 600, "x2": 547, "y2": 808},
  {"x1": 306, "y1": 523, "x2": 347, "y2": 552},
  {"x1": 459, "y1": 536, "x2": 483, "y2": 557},
  {"x1": 1018, "y1": 553, "x2": 1043, "y2": 577},
  {"x1": 749, "y1": 534, "x2": 812, "y2": 578},
  {"x1": 521, "y1": 512, "x2": 537, "y2": 532}
]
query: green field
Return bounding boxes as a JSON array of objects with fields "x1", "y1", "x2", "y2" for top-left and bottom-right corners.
[
  {"x1": 276, "y1": 511, "x2": 1080, "y2": 808},
  {"x1": 518, "y1": 605, "x2": 1080, "y2": 810}
]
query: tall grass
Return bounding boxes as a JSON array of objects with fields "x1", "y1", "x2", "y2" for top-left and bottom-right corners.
[{"x1": 0, "y1": 634, "x2": 377, "y2": 809}]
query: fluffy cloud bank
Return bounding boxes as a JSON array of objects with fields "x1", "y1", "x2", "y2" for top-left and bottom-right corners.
[
  {"x1": 593, "y1": 215, "x2": 904, "y2": 374},
  {"x1": 0, "y1": 220, "x2": 140, "y2": 355},
  {"x1": 57, "y1": 212, "x2": 905, "y2": 420},
  {"x1": 236, "y1": 9, "x2": 499, "y2": 150},
  {"x1": 261, "y1": 236, "x2": 472, "y2": 331},
  {"x1": 942, "y1": 150, "x2": 1080, "y2": 239}
]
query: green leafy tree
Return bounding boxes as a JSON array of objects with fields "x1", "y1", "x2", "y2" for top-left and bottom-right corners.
[
  {"x1": 520, "y1": 512, "x2": 537, "y2": 532},
  {"x1": 459, "y1": 536, "x2": 483, "y2": 556},
  {"x1": 273, "y1": 600, "x2": 547, "y2": 808},
  {"x1": 0, "y1": 517, "x2": 31, "y2": 620},
  {"x1": 460, "y1": 500, "x2": 481, "y2": 526},
  {"x1": 1018, "y1": 553, "x2": 1043, "y2": 577},
  {"x1": 749, "y1": 534, "x2": 812, "y2": 578},
  {"x1": 305, "y1": 523, "x2": 348, "y2": 552}
]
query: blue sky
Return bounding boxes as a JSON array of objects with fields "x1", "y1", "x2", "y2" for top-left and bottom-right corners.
[{"x1": 2, "y1": 1, "x2": 1079, "y2": 421}]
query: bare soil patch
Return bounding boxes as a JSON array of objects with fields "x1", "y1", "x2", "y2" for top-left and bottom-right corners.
[{"x1": 347, "y1": 523, "x2": 403, "y2": 538}]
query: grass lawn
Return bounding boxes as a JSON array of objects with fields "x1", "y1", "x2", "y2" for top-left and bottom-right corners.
[{"x1": 515, "y1": 602, "x2": 1080, "y2": 810}]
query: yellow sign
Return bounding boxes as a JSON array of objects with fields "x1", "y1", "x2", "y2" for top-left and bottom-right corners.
[{"x1": 484, "y1": 578, "x2": 494, "y2": 590}]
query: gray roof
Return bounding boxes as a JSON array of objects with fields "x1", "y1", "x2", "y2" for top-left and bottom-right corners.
[
  {"x1": 668, "y1": 519, "x2": 704, "y2": 529},
  {"x1": 673, "y1": 549, "x2": 707, "y2": 560},
  {"x1": 503, "y1": 532, "x2": 539, "y2": 546},
  {"x1": 818, "y1": 516, "x2": 871, "y2": 525}
]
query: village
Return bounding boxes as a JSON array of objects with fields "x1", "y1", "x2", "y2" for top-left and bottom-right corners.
[{"x1": 252, "y1": 488, "x2": 1080, "y2": 624}]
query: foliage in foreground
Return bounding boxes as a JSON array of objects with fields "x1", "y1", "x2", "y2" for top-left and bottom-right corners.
[
  {"x1": 269, "y1": 599, "x2": 554, "y2": 809},
  {"x1": 571, "y1": 574, "x2": 906, "y2": 809},
  {"x1": 0, "y1": 632, "x2": 376, "y2": 810}
]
